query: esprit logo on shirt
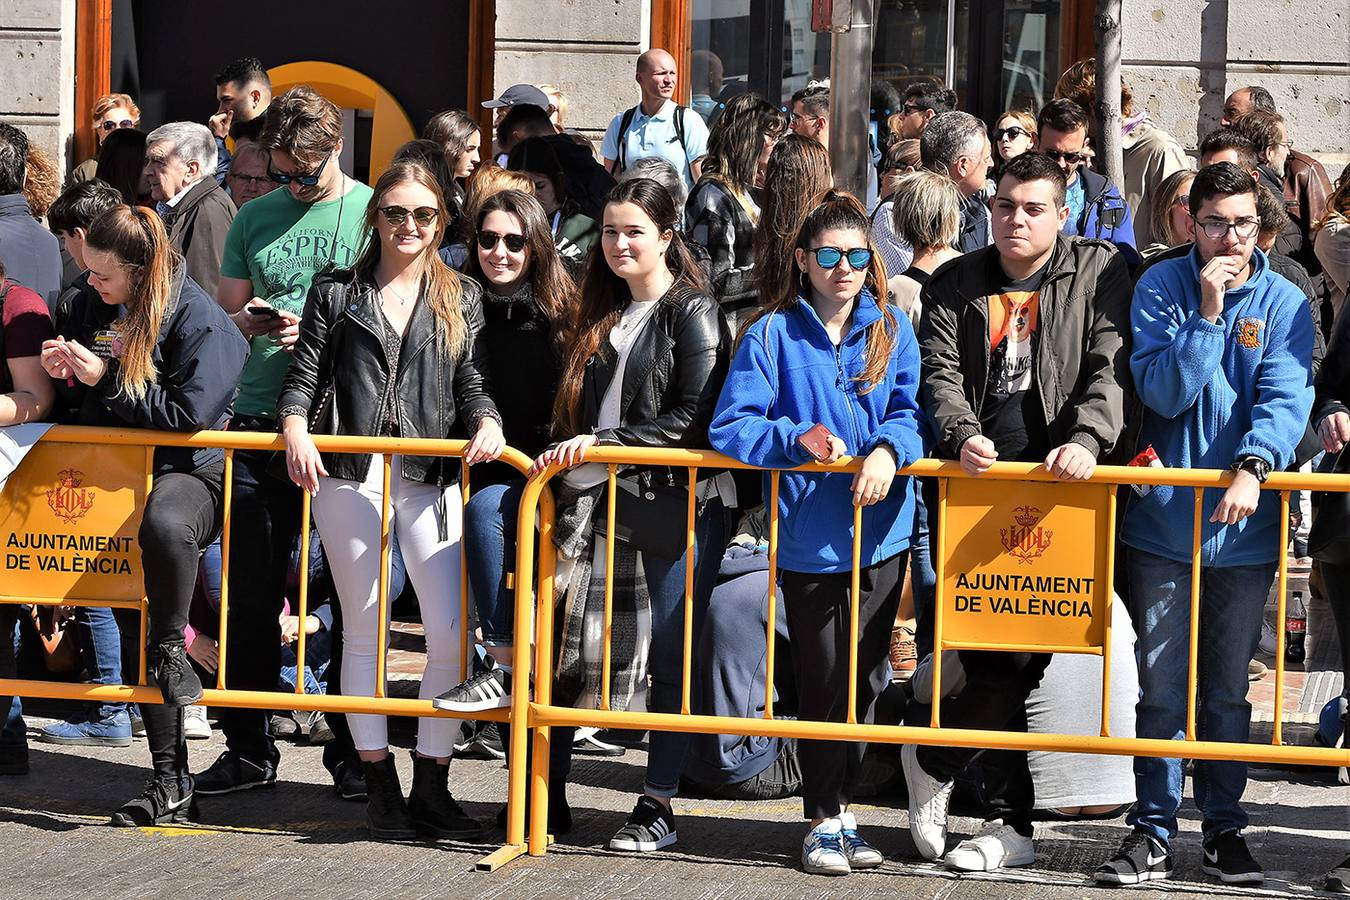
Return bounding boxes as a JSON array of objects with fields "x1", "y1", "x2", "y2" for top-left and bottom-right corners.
[{"x1": 1235, "y1": 317, "x2": 1265, "y2": 351}]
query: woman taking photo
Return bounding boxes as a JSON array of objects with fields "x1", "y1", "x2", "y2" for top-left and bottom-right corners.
[
  {"x1": 277, "y1": 160, "x2": 505, "y2": 842},
  {"x1": 684, "y1": 93, "x2": 785, "y2": 330},
  {"x1": 530, "y1": 177, "x2": 730, "y2": 854},
  {"x1": 40, "y1": 205, "x2": 249, "y2": 826},
  {"x1": 753, "y1": 135, "x2": 832, "y2": 318},
  {"x1": 710, "y1": 190, "x2": 925, "y2": 876}
]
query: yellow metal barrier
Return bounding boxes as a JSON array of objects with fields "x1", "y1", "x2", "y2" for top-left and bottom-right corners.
[
  {"x1": 0, "y1": 424, "x2": 555, "y2": 871},
  {"x1": 515, "y1": 446, "x2": 1350, "y2": 858}
]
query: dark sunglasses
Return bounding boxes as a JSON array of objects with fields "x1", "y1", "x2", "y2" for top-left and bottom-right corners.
[
  {"x1": 477, "y1": 230, "x2": 527, "y2": 253},
  {"x1": 99, "y1": 118, "x2": 135, "y2": 133},
  {"x1": 993, "y1": 126, "x2": 1030, "y2": 141},
  {"x1": 812, "y1": 247, "x2": 872, "y2": 270},
  {"x1": 901, "y1": 102, "x2": 924, "y2": 115},
  {"x1": 1041, "y1": 149, "x2": 1088, "y2": 165},
  {"x1": 267, "y1": 154, "x2": 330, "y2": 186},
  {"x1": 379, "y1": 205, "x2": 439, "y2": 227}
]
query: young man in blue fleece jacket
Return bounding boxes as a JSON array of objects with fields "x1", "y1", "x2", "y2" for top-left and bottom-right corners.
[
  {"x1": 1096, "y1": 163, "x2": 1314, "y2": 888},
  {"x1": 909, "y1": 151, "x2": 1133, "y2": 874}
]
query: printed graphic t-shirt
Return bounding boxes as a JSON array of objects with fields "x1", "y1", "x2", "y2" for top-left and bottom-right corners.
[
  {"x1": 220, "y1": 181, "x2": 374, "y2": 417},
  {"x1": 980, "y1": 257, "x2": 1050, "y2": 463}
]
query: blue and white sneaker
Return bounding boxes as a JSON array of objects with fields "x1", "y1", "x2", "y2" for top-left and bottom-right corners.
[
  {"x1": 39, "y1": 711, "x2": 132, "y2": 747},
  {"x1": 837, "y1": 811, "x2": 883, "y2": 869},
  {"x1": 802, "y1": 818, "x2": 851, "y2": 875}
]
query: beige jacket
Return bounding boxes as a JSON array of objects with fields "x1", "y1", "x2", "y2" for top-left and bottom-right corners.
[
  {"x1": 1317, "y1": 214, "x2": 1350, "y2": 320},
  {"x1": 1122, "y1": 120, "x2": 1191, "y2": 248}
]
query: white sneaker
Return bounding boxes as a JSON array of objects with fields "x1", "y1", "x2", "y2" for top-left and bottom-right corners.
[
  {"x1": 902, "y1": 743, "x2": 953, "y2": 861},
  {"x1": 944, "y1": 821, "x2": 1035, "y2": 871},
  {"x1": 836, "y1": 811, "x2": 883, "y2": 869},
  {"x1": 801, "y1": 818, "x2": 850, "y2": 876},
  {"x1": 183, "y1": 705, "x2": 211, "y2": 740}
]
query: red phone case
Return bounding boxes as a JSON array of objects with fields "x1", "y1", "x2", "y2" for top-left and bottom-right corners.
[{"x1": 797, "y1": 423, "x2": 835, "y2": 462}]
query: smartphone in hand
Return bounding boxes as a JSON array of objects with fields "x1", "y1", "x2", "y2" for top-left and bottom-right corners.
[{"x1": 796, "y1": 423, "x2": 836, "y2": 463}]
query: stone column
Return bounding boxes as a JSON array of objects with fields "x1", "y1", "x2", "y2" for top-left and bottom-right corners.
[{"x1": 0, "y1": 0, "x2": 77, "y2": 170}]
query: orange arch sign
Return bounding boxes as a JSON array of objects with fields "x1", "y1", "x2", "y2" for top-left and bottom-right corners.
[{"x1": 266, "y1": 61, "x2": 416, "y2": 183}]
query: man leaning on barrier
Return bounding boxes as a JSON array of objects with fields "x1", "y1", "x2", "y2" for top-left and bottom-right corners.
[
  {"x1": 910, "y1": 151, "x2": 1132, "y2": 873},
  {"x1": 1096, "y1": 162, "x2": 1314, "y2": 887}
]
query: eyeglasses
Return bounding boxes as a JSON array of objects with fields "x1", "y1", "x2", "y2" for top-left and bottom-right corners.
[
  {"x1": 1170, "y1": 193, "x2": 1190, "y2": 209},
  {"x1": 477, "y1": 230, "x2": 527, "y2": 253},
  {"x1": 228, "y1": 173, "x2": 272, "y2": 188},
  {"x1": 379, "y1": 206, "x2": 439, "y2": 228},
  {"x1": 901, "y1": 103, "x2": 924, "y2": 115},
  {"x1": 267, "y1": 154, "x2": 330, "y2": 186},
  {"x1": 994, "y1": 126, "x2": 1030, "y2": 142},
  {"x1": 811, "y1": 247, "x2": 872, "y2": 270},
  {"x1": 1194, "y1": 217, "x2": 1260, "y2": 241},
  {"x1": 99, "y1": 119, "x2": 135, "y2": 133},
  {"x1": 1041, "y1": 149, "x2": 1089, "y2": 165}
]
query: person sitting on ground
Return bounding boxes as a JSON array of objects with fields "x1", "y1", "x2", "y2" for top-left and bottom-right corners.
[
  {"x1": 42, "y1": 205, "x2": 248, "y2": 824},
  {"x1": 711, "y1": 189, "x2": 926, "y2": 876},
  {"x1": 911, "y1": 152, "x2": 1132, "y2": 874}
]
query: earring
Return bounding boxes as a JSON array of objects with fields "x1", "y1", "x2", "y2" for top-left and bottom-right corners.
[{"x1": 798, "y1": 268, "x2": 809, "y2": 292}]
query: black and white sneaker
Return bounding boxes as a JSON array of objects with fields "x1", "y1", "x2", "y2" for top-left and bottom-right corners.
[
  {"x1": 193, "y1": 750, "x2": 277, "y2": 795},
  {"x1": 608, "y1": 795, "x2": 677, "y2": 852},
  {"x1": 110, "y1": 775, "x2": 196, "y2": 827},
  {"x1": 433, "y1": 662, "x2": 511, "y2": 713},
  {"x1": 1094, "y1": 830, "x2": 1173, "y2": 885},
  {"x1": 1201, "y1": 830, "x2": 1264, "y2": 885},
  {"x1": 1326, "y1": 854, "x2": 1350, "y2": 894}
]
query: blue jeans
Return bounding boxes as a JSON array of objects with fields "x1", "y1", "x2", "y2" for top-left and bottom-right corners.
[
  {"x1": 1126, "y1": 548, "x2": 1274, "y2": 845},
  {"x1": 553, "y1": 498, "x2": 731, "y2": 799},
  {"x1": 463, "y1": 480, "x2": 523, "y2": 646},
  {"x1": 1, "y1": 610, "x2": 22, "y2": 748},
  {"x1": 75, "y1": 606, "x2": 129, "y2": 720},
  {"x1": 279, "y1": 630, "x2": 331, "y2": 695}
]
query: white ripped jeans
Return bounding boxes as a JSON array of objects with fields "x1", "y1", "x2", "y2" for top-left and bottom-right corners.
[{"x1": 313, "y1": 455, "x2": 464, "y2": 758}]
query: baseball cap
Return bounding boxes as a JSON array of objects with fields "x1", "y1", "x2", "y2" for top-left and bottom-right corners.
[{"x1": 482, "y1": 84, "x2": 551, "y2": 110}]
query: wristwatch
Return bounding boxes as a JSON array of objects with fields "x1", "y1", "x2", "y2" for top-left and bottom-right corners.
[{"x1": 1231, "y1": 456, "x2": 1271, "y2": 483}]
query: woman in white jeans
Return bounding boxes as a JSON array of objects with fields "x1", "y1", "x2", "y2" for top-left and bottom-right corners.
[{"x1": 278, "y1": 160, "x2": 505, "y2": 841}]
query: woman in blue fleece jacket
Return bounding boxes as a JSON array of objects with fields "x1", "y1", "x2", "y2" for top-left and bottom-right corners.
[{"x1": 709, "y1": 190, "x2": 925, "y2": 876}]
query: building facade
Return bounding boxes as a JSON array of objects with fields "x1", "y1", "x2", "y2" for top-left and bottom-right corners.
[{"x1": 1, "y1": 0, "x2": 1346, "y2": 180}]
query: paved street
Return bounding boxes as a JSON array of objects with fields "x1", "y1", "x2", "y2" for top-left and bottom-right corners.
[{"x1": 3, "y1": 706, "x2": 1347, "y2": 900}]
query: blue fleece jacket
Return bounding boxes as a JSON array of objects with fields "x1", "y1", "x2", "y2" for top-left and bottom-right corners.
[
  {"x1": 709, "y1": 291, "x2": 927, "y2": 574},
  {"x1": 1122, "y1": 247, "x2": 1314, "y2": 567}
]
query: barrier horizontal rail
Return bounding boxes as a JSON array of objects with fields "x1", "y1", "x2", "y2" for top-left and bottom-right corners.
[
  {"x1": 516, "y1": 444, "x2": 1350, "y2": 859},
  {"x1": 0, "y1": 424, "x2": 554, "y2": 872}
]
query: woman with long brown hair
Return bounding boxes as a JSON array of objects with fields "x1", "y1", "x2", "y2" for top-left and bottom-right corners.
[
  {"x1": 277, "y1": 160, "x2": 504, "y2": 842},
  {"x1": 752, "y1": 134, "x2": 832, "y2": 315},
  {"x1": 684, "y1": 93, "x2": 785, "y2": 329},
  {"x1": 527, "y1": 176, "x2": 731, "y2": 853},
  {"x1": 711, "y1": 190, "x2": 924, "y2": 875},
  {"x1": 40, "y1": 204, "x2": 249, "y2": 825}
]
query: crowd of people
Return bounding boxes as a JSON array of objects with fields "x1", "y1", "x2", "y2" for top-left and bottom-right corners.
[{"x1": 0, "y1": 47, "x2": 1347, "y2": 892}]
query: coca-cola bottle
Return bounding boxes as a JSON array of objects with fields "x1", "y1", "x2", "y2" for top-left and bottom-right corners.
[{"x1": 1286, "y1": 590, "x2": 1307, "y2": 664}]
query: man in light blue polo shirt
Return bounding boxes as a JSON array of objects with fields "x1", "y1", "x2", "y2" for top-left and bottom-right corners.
[{"x1": 601, "y1": 48, "x2": 709, "y2": 192}]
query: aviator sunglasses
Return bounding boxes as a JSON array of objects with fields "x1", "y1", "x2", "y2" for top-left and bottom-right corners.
[{"x1": 811, "y1": 246, "x2": 873, "y2": 270}]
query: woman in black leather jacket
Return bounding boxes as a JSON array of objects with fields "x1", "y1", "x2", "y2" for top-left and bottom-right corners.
[
  {"x1": 277, "y1": 161, "x2": 504, "y2": 843},
  {"x1": 684, "y1": 93, "x2": 785, "y2": 331},
  {"x1": 41, "y1": 205, "x2": 249, "y2": 827},
  {"x1": 533, "y1": 176, "x2": 732, "y2": 853}
]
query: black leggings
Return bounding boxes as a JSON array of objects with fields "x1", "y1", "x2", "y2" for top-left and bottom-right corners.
[
  {"x1": 1317, "y1": 561, "x2": 1350, "y2": 702},
  {"x1": 781, "y1": 553, "x2": 904, "y2": 820},
  {"x1": 139, "y1": 463, "x2": 225, "y2": 779}
]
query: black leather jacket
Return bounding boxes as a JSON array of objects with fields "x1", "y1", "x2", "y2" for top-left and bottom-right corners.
[
  {"x1": 580, "y1": 286, "x2": 729, "y2": 449},
  {"x1": 276, "y1": 268, "x2": 499, "y2": 485}
]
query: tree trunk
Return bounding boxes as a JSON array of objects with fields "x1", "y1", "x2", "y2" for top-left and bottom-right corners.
[{"x1": 1094, "y1": 0, "x2": 1125, "y2": 188}]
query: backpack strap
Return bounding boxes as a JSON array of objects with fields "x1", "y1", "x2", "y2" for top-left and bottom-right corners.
[
  {"x1": 674, "y1": 104, "x2": 688, "y2": 158},
  {"x1": 613, "y1": 105, "x2": 638, "y2": 174}
]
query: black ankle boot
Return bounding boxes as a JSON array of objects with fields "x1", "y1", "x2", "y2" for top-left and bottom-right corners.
[
  {"x1": 359, "y1": 755, "x2": 416, "y2": 841},
  {"x1": 149, "y1": 640, "x2": 203, "y2": 707},
  {"x1": 408, "y1": 753, "x2": 483, "y2": 840}
]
